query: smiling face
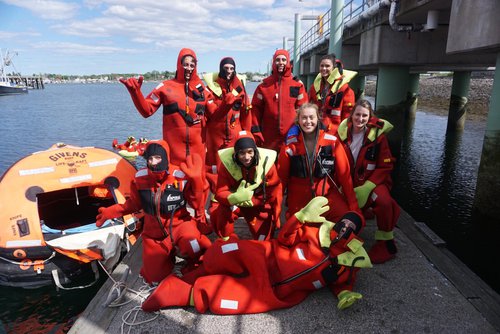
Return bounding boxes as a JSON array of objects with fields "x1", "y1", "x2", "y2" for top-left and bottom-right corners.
[
  {"x1": 319, "y1": 58, "x2": 334, "y2": 78},
  {"x1": 236, "y1": 148, "x2": 255, "y2": 168},
  {"x1": 275, "y1": 55, "x2": 287, "y2": 73},
  {"x1": 351, "y1": 105, "x2": 371, "y2": 133},
  {"x1": 298, "y1": 106, "x2": 319, "y2": 135},
  {"x1": 182, "y1": 56, "x2": 196, "y2": 81}
]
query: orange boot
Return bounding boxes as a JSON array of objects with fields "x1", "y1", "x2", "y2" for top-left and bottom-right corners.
[{"x1": 368, "y1": 239, "x2": 397, "y2": 264}]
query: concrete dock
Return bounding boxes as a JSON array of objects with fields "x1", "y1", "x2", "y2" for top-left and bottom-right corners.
[{"x1": 69, "y1": 209, "x2": 500, "y2": 334}]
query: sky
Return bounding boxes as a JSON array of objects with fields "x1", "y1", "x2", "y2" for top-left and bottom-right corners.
[{"x1": 0, "y1": 0, "x2": 332, "y2": 75}]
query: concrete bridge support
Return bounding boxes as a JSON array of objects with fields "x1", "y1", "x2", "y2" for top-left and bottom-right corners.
[
  {"x1": 406, "y1": 73, "x2": 420, "y2": 119},
  {"x1": 447, "y1": 71, "x2": 471, "y2": 132},
  {"x1": 305, "y1": 74, "x2": 316, "y2": 92},
  {"x1": 328, "y1": 0, "x2": 344, "y2": 58},
  {"x1": 350, "y1": 74, "x2": 366, "y2": 101},
  {"x1": 474, "y1": 53, "x2": 500, "y2": 219},
  {"x1": 375, "y1": 65, "x2": 410, "y2": 158}
]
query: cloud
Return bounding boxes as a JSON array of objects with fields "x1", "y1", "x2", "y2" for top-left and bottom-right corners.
[
  {"x1": 2, "y1": 0, "x2": 333, "y2": 73},
  {"x1": 0, "y1": 30, "x2": 41, "y2": 40},
  {"x1": 2, "y1": 0, "x2": 79, "y2": 20},
  {"x1": 31, "y1": 41, "x2": 138, "y2": 55}
]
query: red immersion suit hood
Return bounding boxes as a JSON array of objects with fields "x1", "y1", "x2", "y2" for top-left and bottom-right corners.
[
  {"x1": 272, "y1": 49, "x2": 292, "y2": 78},
  {"x1": 143, "y1": 140, "x2": 171, "y2": 181},
  {"x1": 176, "y1": 48, "x2": 200, "y2": 83},
  {"x1": 233, "y1": 130, "x2": 259, "y2": 167},
  {"x1": 219, "y1": 57, "x2": 236, "y2": 80}
]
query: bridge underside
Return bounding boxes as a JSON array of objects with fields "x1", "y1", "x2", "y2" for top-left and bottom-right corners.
[{"x1": 295, "y1": 0, "x2": 500, "y2": 219}]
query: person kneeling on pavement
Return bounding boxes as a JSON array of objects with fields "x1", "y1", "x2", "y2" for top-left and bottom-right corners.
[
  {"x1": 210, "y1": 130, "x2": 282, "y2": 241},
  {"x1": 141, "y1": 196, "x2": 372, "y2": 314},
  {"x1": 95, "y1": 140, "x2": 211, "y2": 285}
]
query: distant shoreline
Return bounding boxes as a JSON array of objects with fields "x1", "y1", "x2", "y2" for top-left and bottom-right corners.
[{"x1": 365, "y1": 76, "x2": 492, "y2": 121}]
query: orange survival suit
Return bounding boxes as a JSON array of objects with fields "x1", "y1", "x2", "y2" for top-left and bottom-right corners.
[
  {"x1": 211, "y1": 132, "x2": 282, "y2": 240},
  {"x1": 308, "y1": 61, "x2": 357, "y2": 133},
  {"x1": 120, "y1": 48, "x2": 219, "y2": 232},
  {"x1": 278, "y1": 124, "x2": 360, "y2": 223},
  {"x1": 95, "y1": 140, "x2": 211, "y2": 284},
  {"x1": 337, "y1": 116, "x2": 400, "y2": 263},
  {"x1": 251, "y1": 49, "x2": 308, "y2": 152},
  {"x1": 202, "y1": 57, "x2": 251, "y2": 193},
  {"x1": 141, "y1": 198, "x2": 372, "y2": 314}
]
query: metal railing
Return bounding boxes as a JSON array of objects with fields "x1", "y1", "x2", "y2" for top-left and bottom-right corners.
[{"x1": 289, "y1": 0, "x2": 380, "y2": 59}]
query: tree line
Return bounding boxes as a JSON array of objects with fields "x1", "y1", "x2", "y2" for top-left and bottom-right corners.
[{"x1": 39, "y1": 70, "x2": 266, "y2": 81}]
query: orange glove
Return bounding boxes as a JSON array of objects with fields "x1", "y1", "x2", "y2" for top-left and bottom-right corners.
[
  {"x1": 95, "y1": 204, "x2": 125, "y2": 227},
  {"x1": 119, "y1": 76, "x2": 143, "y2": 92},
  {"x1": 180, "y1": 154, "x2": 204, "y2": 193},
  {"x1": 119, "y1": 76, "x2": 156, "y2": 117},
  {"x1": 223, "y1": 92, "x2": 237, "y2": 106},
  {"x1": 252, "y1": 131, "x2": 264, "y2": 147}
]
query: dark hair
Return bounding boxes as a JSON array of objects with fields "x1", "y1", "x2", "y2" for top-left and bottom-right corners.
[{"x1": 320, "y1": 54, "x2": 336, "y2": 63}]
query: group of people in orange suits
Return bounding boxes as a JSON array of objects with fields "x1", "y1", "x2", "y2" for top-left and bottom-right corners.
[{"x1": 96, "y1": 47, "x2": 400, "y2": 315}]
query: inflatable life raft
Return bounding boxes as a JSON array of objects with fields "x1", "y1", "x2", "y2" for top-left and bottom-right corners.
[{"x1": 0, "y1": 143, "x2": 142, "y2": 289}]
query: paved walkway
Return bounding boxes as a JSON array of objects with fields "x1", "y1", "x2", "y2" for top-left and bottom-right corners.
[{"x1": 69, "y1": 209, "x2": 500, "y2": 334}]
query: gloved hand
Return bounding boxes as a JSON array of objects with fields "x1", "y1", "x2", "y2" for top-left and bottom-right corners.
[
  {"x1": 337, "y1": 290, "x2": 362, "y2": 310},
  {"x1": 354, "y1": 180, "x2": 376, "y2": 208},
  {"x1": 237, "y1": 200, "x2": 254, "y2": 207},
  {"x1": 180, "y1": 153, "x2": 204, "y2": 193},
  {"x1": 223, "y1": 92, "x2": 237, "y2": 106},
  {"x1": 252, "y1": 131, "x2": 264, "y2": 147},
  {"x1": 95, "y1": 205, "x2": 124, "y2": 227},
  {"x1": 294, "y1": 196, "x2": 329, "y2": 224},
  {"x1": 227, "y1": 180, "x2": 258, "y2": 206},
  {"x1": 119, "y1": 76, "x2": 144, "y2": 92}
]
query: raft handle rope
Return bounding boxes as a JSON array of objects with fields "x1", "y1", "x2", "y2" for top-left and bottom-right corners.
[
  {"x1": 52, "y1": 260, "x2": 100, "y2": 291},
  {"x1": 0, "y1": 251, "x2": 56, "y2": 266}
]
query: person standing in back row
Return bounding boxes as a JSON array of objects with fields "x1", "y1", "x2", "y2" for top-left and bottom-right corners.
[
  {"x1": 308, "y1": 54, "x2": 357, "y2": 134},
  {"x1": 119, "y1": 48, "x2": 219, "y2": 234},
  {"x1": 202, "y1": 57, "x2": 251, "y2": 202},
  {"x1": 336, "y1": 99, "x2": 400, "y2": 263},
  {"x1": 251, "y1": 49, "x2": 308, "y2": 153}
]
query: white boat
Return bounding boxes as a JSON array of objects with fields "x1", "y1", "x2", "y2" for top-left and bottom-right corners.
[{"x1": 0, "y1": 49, "x2": 28, "y2": 96}]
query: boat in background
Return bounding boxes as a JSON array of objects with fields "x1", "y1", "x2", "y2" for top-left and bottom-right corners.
[
  {"x1": 0, "y1": 48, "x2": 28, "y2": 96},
  {"x1": 0, "y1": 143, "x2": 142, "y2": 289}
]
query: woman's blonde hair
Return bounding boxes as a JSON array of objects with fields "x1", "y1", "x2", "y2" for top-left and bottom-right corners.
[{"x1": 295, "y1": 102, "x2": 322, "y2": 124}]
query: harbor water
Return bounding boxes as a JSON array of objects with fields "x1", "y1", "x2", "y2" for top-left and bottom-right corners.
[{"x1": 0, "y1": 82, "x2": 498, "y2": 333}]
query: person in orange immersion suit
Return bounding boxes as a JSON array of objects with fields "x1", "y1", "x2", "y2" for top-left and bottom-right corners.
[
  {"x1": 202, "y1": 57, "x2": 251, "y2": 202},
  {"x1": 141, "y1": 196, "x2": 372, "y2": 314},
  {"x1": 95, "y1": 140, "x2": 211, "y2": 284},
  {"x1": 210, "y1": 130, "x2": 282, "y2": 241},
  {"x1": 250, "y1": 49, "x2": 308, "y2": 153},
  {"x1": 336, "y1": 99, "x2": 400, "y2": 263},
  {"x1": 278, "y1": 103, "x2": 360, "y2": 224},
  {"x1": 119, "y1": 48, "x2": 218, "y2": 234},
  {"x1": 308, "y1": 54, "x2": 357, "y2": 134}
]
